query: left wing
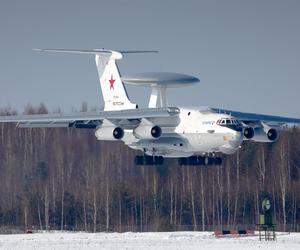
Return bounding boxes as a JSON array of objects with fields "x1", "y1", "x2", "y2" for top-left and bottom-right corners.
[
  {"x1": 211, "y1": 107, "x2": 300, "y2": 125},
  {"x1": 0, "y1": 107, "x2": 180, "y2": 129}
]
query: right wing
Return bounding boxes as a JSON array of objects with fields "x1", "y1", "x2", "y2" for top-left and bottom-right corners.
[
  {"x1": 210, "y1": 107, "x2": 300, "y2": 126},
  {"x1": 0, "y1": 107, "x2": 180, "y2": 129}
]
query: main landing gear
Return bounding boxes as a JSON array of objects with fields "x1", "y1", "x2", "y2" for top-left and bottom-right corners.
[
  {"x1": 135, "y1": 155, "x2": 164, "y2": 166},
  {"x1": 178, "y1": 156, "x2": 222, "y2": 166},
  {"x1": 134, "y1": 155, "x2": 223, "y2": 166}
]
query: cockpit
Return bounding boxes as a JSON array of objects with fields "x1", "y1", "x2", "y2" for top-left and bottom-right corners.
[
  {"x1": 216, "y1": 118, "x2": 242, "y2": 131},
  {"x1": 216, "y1": 118, "x2": 241, "y2": 126}
]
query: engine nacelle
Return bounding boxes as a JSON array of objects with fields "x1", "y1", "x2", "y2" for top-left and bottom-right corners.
[
  {"x1": 95, "y1": 126, "x2": 124, "y2": 141},
  {"x1": 251, "y1": 127, "x2": 278, "y2": 142},
  {"x1": 134, "y1": 125, "x2": 162, "y2": 139},
  {"x1": 243, "y1": 127, "x2": 255, "y2": 139}
]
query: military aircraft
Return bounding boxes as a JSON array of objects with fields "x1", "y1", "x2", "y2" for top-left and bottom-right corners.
[{"x1": 1, "y1": 49, "x2": 300, "y2": 166}]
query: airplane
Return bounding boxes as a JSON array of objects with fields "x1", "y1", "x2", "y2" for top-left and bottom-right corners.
[{"x1": 1, "y1": 49, "x2": 300, "y2": 166}]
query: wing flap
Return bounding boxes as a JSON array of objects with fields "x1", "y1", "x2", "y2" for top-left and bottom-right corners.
[{"x1": 18, "y1": 122, "x2": 70, "y2": 128}]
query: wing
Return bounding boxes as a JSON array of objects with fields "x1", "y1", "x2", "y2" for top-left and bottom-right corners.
[
  {"x1": 0, "y1": 107, "x2": 180, "y2": 129},
  {"x1": 211, "y1": 107, "x2": 300, "y2": 125}
]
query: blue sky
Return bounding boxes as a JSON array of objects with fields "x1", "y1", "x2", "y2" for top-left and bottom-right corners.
[{"x1": 0, "y1": 0, "x2": 299, "y2": 117}]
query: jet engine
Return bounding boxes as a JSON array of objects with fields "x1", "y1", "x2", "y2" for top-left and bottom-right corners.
[
  {"x1": 95, "y1": 126, "x2": 124, "y2": 141},
  {"x1": 134, "y1": 125, "x2": 162, "y2": 139},
  {"x1": 251, "y1": 127, "x2": 278, "y2": 142},
  {"x1": 243, "y1": 127, "x2": 255, "y2": 139}
]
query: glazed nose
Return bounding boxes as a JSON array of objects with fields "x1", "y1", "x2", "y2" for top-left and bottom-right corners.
[
  {"x1": 235, "y1": 131, "x2": 243, "y2": 140},
  {"x1": 229, "y1": 131, "x2": 243, "y2": 146}
]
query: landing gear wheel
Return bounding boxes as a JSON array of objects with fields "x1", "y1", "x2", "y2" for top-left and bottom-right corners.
[
  {"x1": 214, "y1": 157, "x2": 222, "y2": 166},
  {"x1": 177, "y1": 155, "x2": 223, "y2": 167},
  {"x1": 178, "y1": 157, "x2": 188, "y2": 166},
  {"x1": 145, "y1": 156, "x2": 154, "y2": 165},
  {"x1": 135, "y1": 155, "x2": 164, "y2": 166},
  {"x1": 188, "y1": 156, "x2": 198, "y2": 166},
  {"x1": 154, "y1": 156, "x2": 164, "y2": 165},
  {"x1": 204, "y1": 156, "x2": 214, "y2": 166},
  {"x1": 197, "y1": 156, "x2": 205, "y2": 166},
  {"x1": 134, "y1": 155, "x2": 144, "y2": 165}
]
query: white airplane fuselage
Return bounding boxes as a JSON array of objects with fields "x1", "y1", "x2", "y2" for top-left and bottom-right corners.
[{"x1": 117, "y1": 107, "x2": 243, "y2": 158}]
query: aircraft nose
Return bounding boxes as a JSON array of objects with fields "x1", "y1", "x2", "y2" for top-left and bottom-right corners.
[{"x1": 228, "y1": 130, "x2": 243, "y2": 147}]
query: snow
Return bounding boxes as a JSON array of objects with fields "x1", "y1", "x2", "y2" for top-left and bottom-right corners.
[{"x1": 0, "y1": 231, "x2": 299, "y2": 250}]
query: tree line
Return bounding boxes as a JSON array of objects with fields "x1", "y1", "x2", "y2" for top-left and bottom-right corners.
[{"x1": 0, "y1": 104, "x2": 299, "y2": 232}]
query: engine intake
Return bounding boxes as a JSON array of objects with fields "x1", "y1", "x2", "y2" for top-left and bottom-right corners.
[
  {"x1": 134, "y1": 125, "x2": 162, "y2": 139},
  {"x1": 151, "y1": 126, "x2": 162, "y2": 138},
  {"x1": 113, "y1": 127, "x2": 124, "y2": 139},
  {"x1": 267, "y1": 128, "x2": 278, "y2": 141},
  {"x1": 243, "y1": 127, "x2": 254, "y2": 139},
  {"x1": 95, "y1": 126, "x2": 124, "y2": 141}
]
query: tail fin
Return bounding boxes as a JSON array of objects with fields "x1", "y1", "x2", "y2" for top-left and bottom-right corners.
[
  {"x1": 95, "y1": 51, "x2": 136, "y2": 111},
  {"x1": 33, "y1": 49, "x2": 158, "y2": 111}
]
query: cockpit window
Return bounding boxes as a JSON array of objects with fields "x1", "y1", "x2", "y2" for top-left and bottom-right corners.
[
  {"x1": 216, "y1": 118, "x2": 242, "y2": 131},
  {"x1": 217, "y1": 118, "x2": 241, "y2": 125}
]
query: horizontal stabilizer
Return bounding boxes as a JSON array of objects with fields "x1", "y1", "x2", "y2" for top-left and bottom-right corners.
[{"x1": 33, "y1": 48, "x2": 158, "y2": 55}]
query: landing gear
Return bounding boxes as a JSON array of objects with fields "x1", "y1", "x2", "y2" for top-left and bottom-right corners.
[
  {"x1": 135, "y1": 155, "x2": 222, "y2": 166},
  {"x1": 134, "y1": 155, "x2": 164, "y2": 166},
  {"x1": 178, "y1": 156, "x2": 222, "y2": 166},
  {"x1": 214, "y1": 157, "x2": 222, "y2": 165},
  {"x1": 178, "y1": 157, "x2": 188, "y2": 166},
  {"x1": 134, "y1": 155, "x2": 144, "y2": 165},
  {"x1": 154, "y1": 156, "x2": 164, "y2": 165}
]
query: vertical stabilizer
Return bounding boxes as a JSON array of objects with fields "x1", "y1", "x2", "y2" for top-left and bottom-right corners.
[
  {"x1": 95, "y1": 51, "x2": 137, "y2": 111},
  {"x1": 34, "y1": 48, "x2": 158, "y2": 111}
]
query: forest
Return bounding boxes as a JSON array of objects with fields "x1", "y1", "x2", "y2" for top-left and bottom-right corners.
[{"x1": 0, "y1": 104, "x2": 299, "y2": 233}]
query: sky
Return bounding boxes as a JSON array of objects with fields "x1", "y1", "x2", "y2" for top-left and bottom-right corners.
[{"x1": 0, "y1": 0, "x2": 299, "y2": 117}]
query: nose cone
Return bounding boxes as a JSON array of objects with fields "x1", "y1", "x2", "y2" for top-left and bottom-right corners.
[{"x1": 228, "y1": 131, "x2": 243, "y2": 148}]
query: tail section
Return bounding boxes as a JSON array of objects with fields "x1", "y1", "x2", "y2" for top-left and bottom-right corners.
[
  {"x1": 34, "y1": 48, "x2": 157, "y2": 111},
  {"x1": 95, "y1": 51, "x2": 136, "y2": 111}
]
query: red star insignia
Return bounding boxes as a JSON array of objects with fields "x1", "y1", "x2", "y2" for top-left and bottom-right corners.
[{"x1": 109, "y1": 75, "x2": 115, "y2": 90}]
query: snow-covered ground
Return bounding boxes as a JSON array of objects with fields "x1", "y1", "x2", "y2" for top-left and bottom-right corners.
[{"x1": 0, "y1": 231, "x2": 299, "y2": 250}]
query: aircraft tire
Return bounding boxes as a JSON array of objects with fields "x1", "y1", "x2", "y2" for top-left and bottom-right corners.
[
  {"x1": 178, "y1": 157, "x2": 187, "y2": 166},
  {"x1": 154, "y1": 156, "x2": 164, "y2": 165},
  {"x1": 197, "y1": 156, "x2": 205, "y2": 166},
  {"x1": 134, "y1": 155, "x2": 143, "y2": 165},
  {"x1": 158, "y1": 156, "x2": 164, "y2": 165},
  {"x1": 204, "y1": 156, "x2": 214, "y2": 166},
  {"x1": 214, "y1": 157, "x2": 222, "y2": 165},
  {"x1": 188, "y1": 156, "x2": 198, "y2": 165},
  {"x1": 145, "y1": 156, "x2": 154, "y2": 165}
]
